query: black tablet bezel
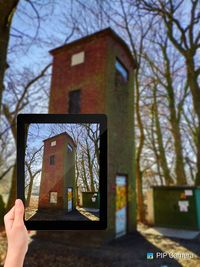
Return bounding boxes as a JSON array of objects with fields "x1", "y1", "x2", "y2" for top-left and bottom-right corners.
[{"x1": 17, "y1": 114, "x2": 107, "y2": 230}]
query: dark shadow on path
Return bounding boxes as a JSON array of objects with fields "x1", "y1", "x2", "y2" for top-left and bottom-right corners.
[
  {"x1": 28, "y1": 208, "x2": 91, "y2": 221},
  {"x1": 167, "y1": 236, "x2": 200, "y2": 257},
  {"x1": 24, "y1": 231, "x2": 182, "y2": 267}
]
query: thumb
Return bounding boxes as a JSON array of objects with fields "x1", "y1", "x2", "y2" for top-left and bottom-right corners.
[{"x1": 13, "y1": 199, "x2": 24, "y2": 226}]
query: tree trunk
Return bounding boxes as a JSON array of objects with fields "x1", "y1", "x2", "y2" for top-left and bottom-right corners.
[
  {"x1": 0, "y1": 0, "x2": 19, "y2": 113},
  {"x1": 153, "y1": 86, "x2": 174, "y2": 185},
  {"x1": 136, "y1": 164, "x2": 145, "y2": 222},
  {"x1": 135, "y1": 71, "x2": 145, "y2": 222},
  {"x1": 186, "y1": 60, "x2": 200, "y2": 185},
  {"x1": 150, "y1": 110, "x2": 163, "y2": 185},
  {"x1": 86, "y1": 141, "x2": 95, "y2": 192},
  {"x1": 6, "y1": 162, "x2": 17, "y2": 211},
  {"x1": 195, "y1": 121, "x2": 200, "y2": 185},
  {"x1": 170, "y1": 115, "x2": 187, "y2": 184},
  {"x1": 158, "y1": 42, "x2": 187, "y2": 184},
  {"x1": 167, "y1": 87, "x2": 187, "y2": 184},
  {"x1": 81, "y1": 154, "x2": 90, "y2": 191},
  {"x1": 26, "y1": 173, "x2": 34, "y2": 207}
]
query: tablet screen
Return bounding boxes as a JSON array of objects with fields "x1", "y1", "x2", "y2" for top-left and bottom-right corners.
[{"x1": 17, "y1": 114, "x2": 107, "y2": 230}]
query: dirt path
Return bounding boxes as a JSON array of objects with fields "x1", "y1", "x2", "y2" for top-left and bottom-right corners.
[
  {"x1": 26, "y1": 207, "x2": 99, "y2": 221},
  {"x1": 0, "y1": 225, "x2": 199, "y2": 267}
]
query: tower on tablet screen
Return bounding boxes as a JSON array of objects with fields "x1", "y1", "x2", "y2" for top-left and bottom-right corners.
[
  {"x1": 38, "y1": 132, "x2": 76, "y2": 212},
  {"x1": 49, "y1": 28, "x2": 137, "y2": 239}
]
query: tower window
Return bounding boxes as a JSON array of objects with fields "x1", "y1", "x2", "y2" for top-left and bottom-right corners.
[
  {"x1": 115, "y1": 59, "x2": 129, "y2": 81},
  {"x1": 50, "y1": 155, "x2": 55, "y2": 165},
  {"x1": 71, "y1": 51, "x2": 85, "y2": 66},
  {"x1": 67, "y1": 143, "x2": 73, "y2": 152},
  {"x1": 51, "y1": 141, "x2": 56, "y2": 146},
  {"x1": 68, "y1": 90, "x2": 81, "y2": 114}
]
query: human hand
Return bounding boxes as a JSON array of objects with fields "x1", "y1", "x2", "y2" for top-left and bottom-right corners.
[{"x1": 4, "y1": 199, "x2": 29, "y2": 267}]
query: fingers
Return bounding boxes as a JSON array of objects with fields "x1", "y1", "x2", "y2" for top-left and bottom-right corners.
[
  {"x1": 4, "y1": 199, "x2": 25, "y2": 232},
  {"x1": 13, "y1": 199, "x2": 24, "y2": 227},
  {"x1": 4, "y1": 206, "x2": 15, "y2": 232}
]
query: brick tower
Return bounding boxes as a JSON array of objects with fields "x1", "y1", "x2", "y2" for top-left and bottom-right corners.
[
  {"x1": 49, "y1": 28, "x2": 136, "y2": 239},
  {"x1": 38, "y1": 132, "x2": 76, "y2": 212}
]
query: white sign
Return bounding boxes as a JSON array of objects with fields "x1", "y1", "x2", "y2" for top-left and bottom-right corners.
[
  {"x1": 71, "y1": 51, "x2": 85, "y2": 66},
  {"x1": 178, "y1": 200, "x2": 189, "y2": 212},
  {"x1": 179, "y1": 205, "x2": 188, "y2": 212},
  {"x1": 51, "y1": 140, "x2": 56, "y2": 146},
  {"x1": 50, "y1": 192, "x2": 57, "y2": 204},
  {"x1": 91, "y1": 197, "x2": 96, "y2": 202},
  {"x1": 178, "y1": 201, "x2": 189, "y2": 206},
  {"x1": 185, "y1": 190, "x2": 193, "y2": 196}
]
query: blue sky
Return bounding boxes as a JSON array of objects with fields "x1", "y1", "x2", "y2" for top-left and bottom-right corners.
[{"x1": 9, "y1": 1, "x2": 99, "y2": 73}]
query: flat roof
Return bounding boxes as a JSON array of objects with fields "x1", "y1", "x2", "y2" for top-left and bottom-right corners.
[
  {"x1": 49, "y1": 27, "x2": 137, "y2": 68},
  {"x1": 43, "y1": 132, "x2": 76, "y2": 147}
]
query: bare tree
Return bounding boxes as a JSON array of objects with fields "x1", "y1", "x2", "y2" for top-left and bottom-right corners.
[
  {"x1": 137, "y1": 0, "x2": 200, "y2": 184},
  {"x1": 144, "y1": 33, "x2": 189, "y2": 184},
  {"x1": 25, "y1": 145, "x2": 43, "y2": 207},
  {"x1": 152, "y1": 83, "x2": 174, "y2": 185},
  {"x1": 52, "y1": 123, "x2": 100, "y2": 192},
  {"x1": 2, "y1": 64, "x2": 50, "y2": 211}
]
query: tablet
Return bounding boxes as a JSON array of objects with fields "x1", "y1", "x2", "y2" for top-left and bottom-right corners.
[{"x1": 17, "y1": 114, "x2": 107, "y2": 230}]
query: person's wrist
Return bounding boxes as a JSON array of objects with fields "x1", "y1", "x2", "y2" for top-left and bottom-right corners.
[
  {"x1": 7, "y1": 245, "x2": 27, "y2": 259},
  {"x1": 7, "y1": 249, "x2": 26, "y2": 258},
  {"x1": 4, "y1": 249, "x2": 26, "y2": 267}
]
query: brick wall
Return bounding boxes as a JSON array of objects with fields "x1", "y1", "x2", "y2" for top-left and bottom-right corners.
[
  {"x1": 38, "y1": 133, "x2": 76, "y2": 210},
  {"x1": 48, "y1": 28, "x2": 136, "y2": 239}
]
